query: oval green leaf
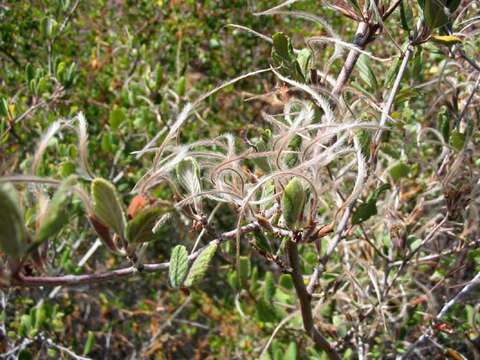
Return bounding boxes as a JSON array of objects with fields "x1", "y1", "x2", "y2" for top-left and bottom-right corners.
[
  {"x1": 281, "y1": 177, "x2": 306, "y2": 230},
  {"x1": 91, "y1": 178, "x2": 126, "y2": 239},
  {"x1": 184, "y1": 242, "x2": 218, "y2": 287},
  {"x1": 169, "y1": 245, "x2": 189, "y2": 288}
]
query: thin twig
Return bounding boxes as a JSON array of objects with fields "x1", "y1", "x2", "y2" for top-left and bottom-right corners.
[
  {"x1": 259, "y1": 311, "x2": 299, "y2": 358},
  {"x1": 400, "y1": 271, "x2": 480, "y2": 359},
  {"x1": 11, "y1": 223, "x2": 259, "y2": 288},
  {"x1": 371, "y1": 44, "x2": 413, "y2": 162},
  {"x1": 382, "y1": 0, "x2": 402, "y2": 21},
  {"x1": 55, "y1": 0, "x2": 82, "y2": 40},
  {"x1": 13, "y1": 86, "x2": 65, "y2": 124},
  {"x1": 455, "y1": 73, "x2": 480, "y2": 129},
  {"x1": 286, "y1": 239, "x2": 341, "y2": 360},
  {"x1": 44, "y1": 337, "x2": 92, "y2": 360},
  {"x1": 332, "y1": 22, "x2": 373, "y2": 98}
]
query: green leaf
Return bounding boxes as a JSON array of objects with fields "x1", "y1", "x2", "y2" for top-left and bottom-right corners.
[
  {"x1": 400, "y1": 0, "x2": 413, "y2": 31},
  {"x1": 0, "y1": 97, "x2": 9, "y2": 117},
  {"x1": 296, "y1": 48, "x2": 312, "y2": 80},
  {"x1": 272, "y1": 32, "x2": 290, "y2": 60},
  {"x1": 352, "y1": 184, "x2": 390, "y2": 225},
  {"x1": 264, "y1": 271, "x2": 276, "y2": 302},
  {"x1": 0, "y1": 185, "x2": 28, "y2": 259},
  {"x1": 25, "y1": 64, "x2": 34, "y2": 83},
  {"x1": 63, "y1": 63, "x2": 76, "y2": 87},
  {"x1": 279, "y1": 274, "x2": 293, "y2": 289},
  {"x1": 450, "y1": 131, "x2": 465, "y2": 151},
  {"x1": 285, "y1": 342, "x2": 298, "y2": 360},
  {"x1": 359, "y1": 130, "x2": 372, "y2": 158},
  {"x1": 227, "y1": 269, "x2": 239, "y2": 290},
  {"x1": 282, "y1": 177, "x2": 306, "y2": 230},
  {"x1": 394, "y1": 88, "x2": 420, "y2": 106},
  {"x1": 18, "y1": 350, "x2": 33, "y2": 360},
  {"x1": 389, "y1": 162, "x2": 410, "y2": 181},
  {"x1": 352, "y1": 200, "x2": 377, "y2": 225},
  {"x1": 357, "y1": 54, "x2": 378, "y2": 90},
  {"x1": 101, "y1": 133, "x2": 114, "y2": 152},
  {"x1": 34, "y1": 300, "x2": 46, "y2": 330},
  {"x1": 36, "y1": 177, "x2": 76, "y2": 244},
  {"x1": 252, "y1": 229, "x2": 272, "y2": 253},
  {"x1": 370, "y1": 183, "x2": 391, "y2": 203},
  {"x1": 109, "y1": 108, "x2": 126, "y2": 130},
  {"x1": 184, "y1": 242, "x2": 218, "y2": 287},
  {"x1": 255, "y1": 298, "x2": 278, "y2": 323},
  {"x1": 238, "y1": 256, "x2": 251, "y2": 286},
  {"x1": 44, "y1": 17, "x2": 57, "y2": 38},
  {"x1": 176, "y1": 76, "x2": 186, "y2": 96},
  {"x1": 438, "y1": 107, "x2": 450, "y2": 141},
  {"x1": 126, "y1": 207, "x2": 163, "y2": 243},
  {"x1": 271, "y1": 33, "x2": 306, "y2": 82},
  {"x1": 423, "y1": 0, "x2": 449, "y2": 29},
  {"x1": 285, "y1": 135, "x2": 302, "y2": 168},
  {"x1": 446, "y1": 0, "x2": 460, "y2": 13},
  {"x1": 384, "y1": 57, "x2": 402, "y2": 88},
  {"x1": 56, "y1": 61, "x2": 65, "y2": 81},
  {"x1": 272, "y1": 342, "x2": 284, "y2": 360},
  {"x1": 83, "y1": 331, "x2": 95, "y2": 356},
  {"x1": 19, "y1": 314, "x2": 32, "y2": 338},
  {"x1": 169, "y1": 245, "x2": 189, "y2": 288},
  {"x1": 431, "y1": 35, "x2": 462, "y2": 46},
  {"x1": 60, "y1": 161, "x2": 76, "y2": 177},
  {"x1": 91, "y1": 178, "x2": 126, "y2": 239}
]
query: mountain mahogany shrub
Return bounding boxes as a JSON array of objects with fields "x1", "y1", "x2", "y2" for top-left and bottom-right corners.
[{"x1": 1, "y1": 0, "x2": 480, "y2": 359}]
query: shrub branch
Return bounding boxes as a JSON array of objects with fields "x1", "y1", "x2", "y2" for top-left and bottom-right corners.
[
  {"x1": 11, "y1": 223, "x2": 265, "y2": 288},
  {"x1": 286, "y1": 239, "x2": 341, "y2": 360}
]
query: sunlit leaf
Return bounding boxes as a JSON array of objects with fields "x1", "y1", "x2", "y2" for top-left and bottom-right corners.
[
  {"x1": 83, "y1": 331, "x2": 95, "y2": 356},
  {"x1": 282, "y1": 177, "x2": 306, "y2": 230},
  {"x1": 431, "y1": 35, "x2": 462, "y2": 46},
  {"x1": 169, "y1": 245, "x2": 189, "y2": 288},
  {"x1": 450, "y1": 131, "x2": 465, "y2": 151},
  {"x1": 285, "y1": 342, "x2": 298, "y2": 360},
  {"x1": 390, "y1": 162, "x2": 410, "y2": 181},
  {"x1": 184, "y1": 242, "x2": 218, "y2": 287},
  {"x1": 109, "y1": 108, "x2": 126, "y2": 130}
]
